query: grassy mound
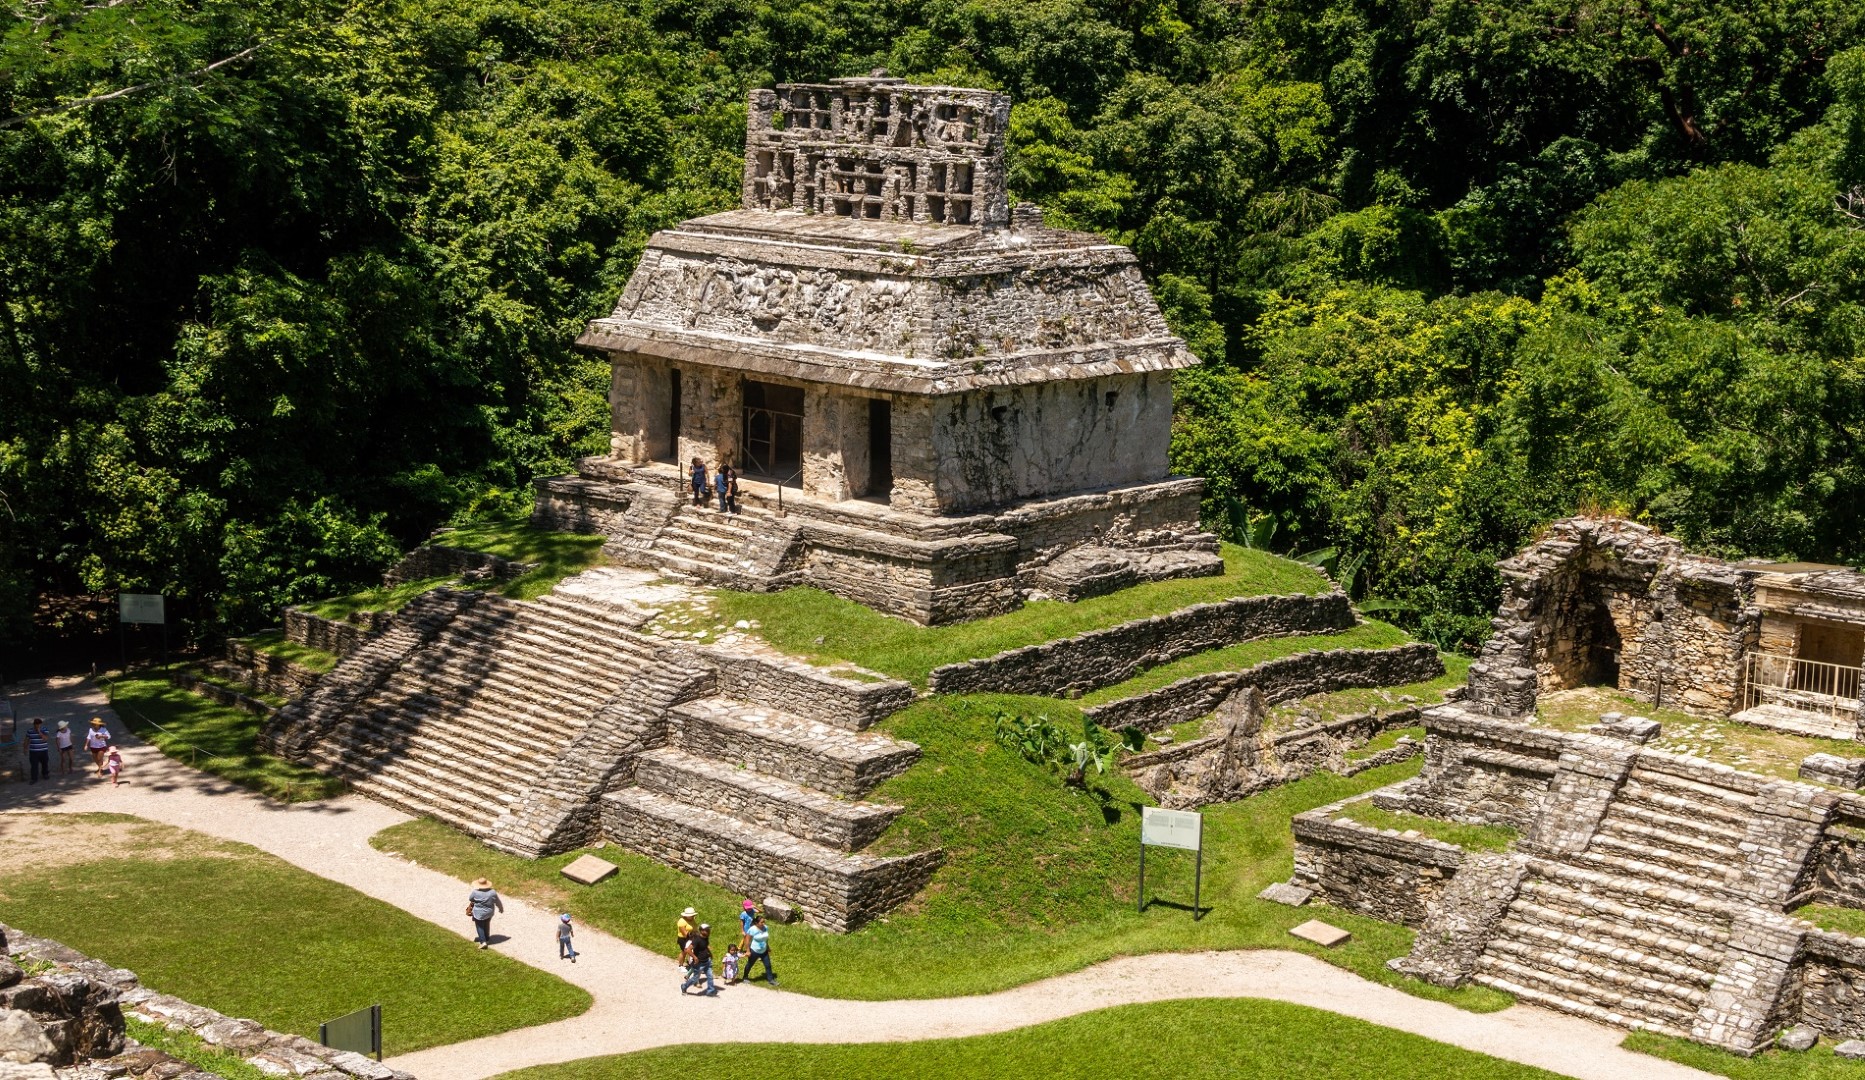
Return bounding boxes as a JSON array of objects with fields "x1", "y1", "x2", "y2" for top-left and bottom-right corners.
[
  {"x1": 0, "y1": 814, "x2": 590, "y2": 1054},
  {"x1": 708, "y1": 544, "x2": 1331, "y2": 685},
  {"x1": 488, "y1": 998, "x2": 1562, "y2": 1080},
  {"x1": 303, "y1": 518, "x2": 607, "y2": 618}
]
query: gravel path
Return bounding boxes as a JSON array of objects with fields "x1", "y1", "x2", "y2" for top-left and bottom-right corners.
[{"x1": 0, "y1": 676, "x2": 1713, "y2": 1080}]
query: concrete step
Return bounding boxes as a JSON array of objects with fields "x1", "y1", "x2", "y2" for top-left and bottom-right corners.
[
  {"x1": 1583, "y1": 833, "x2": 1741, "y2": 886},
  {"x1": 1472, "y1": 952, "x2": 1701, "y2": 1028},
  {"x1": 672, "y1": 697, "x2": 920, "y2": 798},
  {"x1": 634, "y1": 748, "x2": 900, "y2": 851},
  {"x1": 1470, "y1": 964, "x2": 1696, "y2": 1039},
  {"x1": 1490, "y1": 919, "x2": 1717, "y2": 995}
]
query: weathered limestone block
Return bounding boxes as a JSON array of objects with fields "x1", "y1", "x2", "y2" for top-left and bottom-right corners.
[
  {"x1": 1389, "y1": 852, "x2": 1528, "y2": 988},
  {"x1": 1805, "y1": 754, "x2": 1865, "y2": 789},
  {"x1": 1291, "y1": 794, "x2": 1465, "y2": 927}
]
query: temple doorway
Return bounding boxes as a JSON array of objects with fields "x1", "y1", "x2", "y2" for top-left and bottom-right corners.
[
  {"x1": 865, "y1": 398, "x2": 893, "y2": 498},
  {"x1": 742, "y1": 380, "x2": 803, "y2": 479}
]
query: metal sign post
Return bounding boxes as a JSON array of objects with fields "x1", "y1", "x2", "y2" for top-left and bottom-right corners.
[
  {"x1": 1138, "y1": 806, "x2": 1204, "y2": 920},
  {"x1": 320, "y1": 1004, "x2": 381, "y2": 1061}
]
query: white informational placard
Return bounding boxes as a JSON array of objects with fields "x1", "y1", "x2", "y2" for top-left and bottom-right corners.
[
  {"x1": 1141, "y1": 806, "x2": 1202, "y2": 851},
  {"x1": 119, "y1": 593, "x2": 166, "y2": 625}
]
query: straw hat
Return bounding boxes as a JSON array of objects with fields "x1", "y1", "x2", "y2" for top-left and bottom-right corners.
[
  {"x1": 56, "y1": 720, "x2": 69, "y2": 731},
  {"x1": 680, "y1": 906, "x2": 697, "y2": 918},
  {"x1": 473, "y1": 877, "x2": 492, "y2": 888},
  {"x1": 89, "y1": 718, "x2": 106, "y2": 728}
]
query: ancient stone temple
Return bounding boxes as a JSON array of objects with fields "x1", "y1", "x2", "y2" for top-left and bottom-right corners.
[{"x1": 534, "y1": 75, "x2": 1220, "y2": 624}]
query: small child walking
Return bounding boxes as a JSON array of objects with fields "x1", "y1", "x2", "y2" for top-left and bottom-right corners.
[
  {"x1": 558, "y1": 913, "x2": 577, "y2": 962},
  {"x1": 720, "y1": 945, "x2": 741, "y2": 983},
  {"x1": 104, "y1": 746, "x2": 124, "y2": 787}
]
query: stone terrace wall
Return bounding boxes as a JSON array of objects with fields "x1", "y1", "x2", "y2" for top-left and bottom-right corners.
[
  {"x1": 383, "y1": 545, "x2": 537, "y2": 587},
  {"x1": 1797, "y1": 930, "x2": 1865, "y2": 1041},
  {"x1": 1290, "y1": 793, "x2": 1465, "y2": 926},
  {"x1": 926, "y1": 592, "x2": 1354, "y2": 697},
  {"x1": 283, "y1": 608, "x2": 393, "y2": 658},
  {"x1": 1085, "y1": 642, "x2": 1441, "y2": 732},
  {"x1": 1391, "y1": 705, "x2": 1564, "y2": 831},
  {"x1": 3, "y1": 922, "x2": 414, "y2": 1080},
  {"x1": 699, "y1": 647, "x2": 916, "y2": 731},
  {"x1": 598, "y1": 793, "x2": 941, "y2": 932},
  {"x1": 224, "y1": 639, "x2": 323, "y2": 696}
]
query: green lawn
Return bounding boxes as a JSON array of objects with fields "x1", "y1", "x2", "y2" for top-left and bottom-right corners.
[
  {"x1": 1535, "y1": 687, "x2": 1865, "y2": 784},
  {"x1": 1335, "y1": 801, "x2": 1519, "y2": 853},
  {"x1": 300, "y1": 575, "x2": 457, "y2": 621},
  {"x1": 1626, "y1": 1031, "x2": 1865, "y2": 1079},
  {"x1": 1266, "y1": 654, "x2": 1471, "y2": 730},
  {"x1": 374, "y1": 692, "x2": 1507, "y2": 1010},
  {"x1": 706, "y1": 544, "x2": 1331, "y2": 686},
  {"x1": 490, "y1": 999, "x2": 1561, "y2": 1080},
  {"x1": 106, "y1": 675, "x2": 343, "y2": 802},
  {"x1": 1792, "y1": 904, "x2": 1865, "y2": 938},
  {"x1": 239, "y1": 629, "x2": 340, "y2": 674},
  {"x1": 0, "y1": 814, "x2": 590, "y2": 1054},
  {"x1": 302, "y1": 518, "x2": 609, "y2": 619}
]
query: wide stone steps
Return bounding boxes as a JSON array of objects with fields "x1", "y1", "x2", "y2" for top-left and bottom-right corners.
[
  {"x1": 1596, "y1": 797, "x2": 1751, "y2": 852},
  {"x1": 1624, "y1": 768, "x2": 1755, "y2": 817},
  {"x1": 656, "y1": 525, "x2": 744, "y2": 556},
  {"x1": 447, "y1": 609, "x2": 660, "y2": 666},
  {"x1": 672, "y1": 697, "x2": 920, "y2": 798},
  {"x1": 652, "y1": 551, "x2": 748, "y2": 584},
  {"x1": 404, "y1": 622, "x2": 647, "y2": 690},
  {"x1": 1571, "y1": 848, "x2": 1739, "y2": 895},
  {"x1": 635, "y1": 747, "x2": 900, "y2": 852},
  {"x1": 338, "y1": 697, "x2": 583, "y2": 769},
  {"x1": 1521, "y1": 858, "x2": 1731, "y2": 926},
  {"x1": 1470, "y1": 962, "x2": 1695, "y2": 1039},
  {"x1": 532, "y1": 591, "x2": 655, "y2": 629},
  {"x1": 1489, "y1": 919, "x2": 1717, "y2": 994},
  {"x1": 1473, "y1": 952, "x2": 1701, "y2": 1028},
  {"x1": 656, "y1": 536, "x2": 753, "y2": 568},
  {"x1": 1510, "y1": 890, "x2": 1727, "y2": 968},
  {"x1": 373, "y1": 670, "x2": 600, "y2": 738},
  {"x1": 1583, "y1": 833, "x2": 1741, "y2": 885},
  {"x1": 307, "y1": 747, "x2": 520, "y2": 835}
]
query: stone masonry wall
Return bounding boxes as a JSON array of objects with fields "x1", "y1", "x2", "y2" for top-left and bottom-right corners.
[
  {"x1": 599, "y1": 793, "x2": 941, "y2": 932},
  {"x1": 223, "y1": 640, "x2": 323, "y2": 696},
  {"x1": 927, "y1": 592, "x2": 1355, "y2": 697},
  {"x1": 1798, "y1": 931, "x2": 1865, "y2": 1041},
  {"x1": 282, "y1": 608, "x2": 392, "y2": 659},
  {"x1": 1390, "y1": 705, "x2": 1564, "y2": 830},
  {"x1": 382, "y1": 545, "x2": 538, "y2": 587},
  {"x1": 698, "y1": 648, "x2": 915, "y2": 731},
  {"x1": 3, "y1": 923, "x2": 414, "y2": 1080},
  {"x1": 1085, "y1": 642, "x2": 1442, "y2": 732},
  {"x1": 1290, "y1": 793, "x2": 1466, "y2": 926}
]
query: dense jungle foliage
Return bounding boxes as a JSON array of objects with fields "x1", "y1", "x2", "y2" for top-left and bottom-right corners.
[{"x1": 2, "y1": 0, "x2": 1863, "y2": 654}]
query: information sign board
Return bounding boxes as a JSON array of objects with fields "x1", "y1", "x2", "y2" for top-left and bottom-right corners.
[
  {"x1": 1141, "y1": 806, "x2": 1202, "y2": 851},
  {"x1": 119, "y1": 594, "x2": 165, "y2": 625}
]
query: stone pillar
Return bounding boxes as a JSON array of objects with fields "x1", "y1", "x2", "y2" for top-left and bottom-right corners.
[
  {"x1": 610, "y1": 354, "x2": 649, "y2": 464},
  {"x1": 800, "y1": 388, "x2": 873, "y2": 501},
  {"x1": 677, "y1": 366, "x2": 741, "y2": 470},
  {"x1": 889, "y1": 395, "x2": 942, "y2": 514}
]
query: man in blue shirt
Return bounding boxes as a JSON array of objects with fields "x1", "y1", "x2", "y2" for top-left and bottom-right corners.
[{"x1": 24, "y1": 719, "x2": 51, "y2": 783}]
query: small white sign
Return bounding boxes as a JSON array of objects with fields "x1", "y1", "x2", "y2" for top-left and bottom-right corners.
[
  {"x1": 1141, "y1": 806, "x2": 1202, "y2": 851},
  {"x1": 119, "y1": 593, "x2": 165, "y2": 625}
]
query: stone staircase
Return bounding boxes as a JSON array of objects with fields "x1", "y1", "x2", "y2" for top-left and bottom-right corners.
[
  {"x1": 1472, "y1": 857, "x2": 1732, "y2": 1037},
  {"x1": 607, "y1": 500, "x2": 801, "y2": 590},
  {"x1": 602, "y1": 690, "x2": 941, "y2": 933},
  {"x1": 284, "y1": 591, "x2": 659, "y2": 838},
  {"x1": 1572, "y1": 763, "x2": 1754, "y2": 892}
]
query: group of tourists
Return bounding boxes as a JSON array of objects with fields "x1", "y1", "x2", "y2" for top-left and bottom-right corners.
[
  {"x1": 460, "y1": 880, "x2": 778, "y2": 993},
  {"x1": 689, "y1": 457, "x2": 741, "y2": 514},
  {"x1": 21, "y1": 716, "x2": 121, "y2": 786},
  {"x1": 675, "y1": 901, "x2": 776, "y2": 996}
]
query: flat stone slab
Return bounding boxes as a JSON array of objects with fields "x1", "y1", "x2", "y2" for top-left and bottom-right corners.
[
  {"x1": 1777, "y1": 1026, "x2": 1818, "y2": 1051},
  {"x1": 1289, "y1": 919, "x2": 1351, "y2": 947},
  {"x1": 1258, "y1": 882, "x2": 1313, "y2": 907},
  {"x1": 560, "y1": 854, "x2": 619, "y2": 886},
  {"x1": 1836, "y1": 1039, "x2": 1865, "y2": 1060}
]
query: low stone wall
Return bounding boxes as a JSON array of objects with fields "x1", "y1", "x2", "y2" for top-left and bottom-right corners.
[
  {"x1": 1085, "y1": 643, "x2": 1442, "y2": 732},
  {"x1": 282, "y1": 608, "x2": 392, "y2": 658},
  {"x1": 1797, "y1": 930, "x2": 1865, "y2": 1041},
  {"x1": 926, "y1": 592, "x2": 1356, "y2": 697},
  {"x1": 599, "y1": 793, "x2": 941, "y2": 933},
  {"x1": 698, "y1": 648, "x2": 915, "y2": 732},
  {"x1": 3, "y1": 922, "x2": 413, "y2": 1080},
  {"x1": 168, "y1": 672, "x2": 275, "y2": 718},
  {"x1": 1290, "y1": 792, "x2": 1465, "y2": 926},
  {"x1": 223, "y1": 640, "x2": 323, "y2": 696},
  {"x1": 383, "y1": 544, "x2": 538, "y2": 587},
  {"x1": 1389, "y1": 705, "x2": 1564, "y2": 831}
]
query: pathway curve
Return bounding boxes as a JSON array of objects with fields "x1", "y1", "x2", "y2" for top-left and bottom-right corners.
[{"x1": 0, "y1": 675, "x2": 1710, "y2": 1080}]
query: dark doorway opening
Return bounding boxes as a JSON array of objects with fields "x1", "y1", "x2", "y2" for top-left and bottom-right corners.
[
  {"x1": 663, "y1": 369, "x2": 682, "y2": 463},
  {"x1": 866, "y1": 398, "x2": 893, "y2": 498},
  {"x1": 742, "y1": 380, "x2": 803, "y2": 478},
  {"x1": 1581, "y1": 602, "x2": 1622, "y2": 688}
]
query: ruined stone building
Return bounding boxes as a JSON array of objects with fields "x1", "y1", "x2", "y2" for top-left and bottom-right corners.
[
  {"x1": 1464, "y1": 517, "x2": 1865, "y2": 739},
  {"x1": 535, "y1": 75, "x2": 1219, "y2": 624}
]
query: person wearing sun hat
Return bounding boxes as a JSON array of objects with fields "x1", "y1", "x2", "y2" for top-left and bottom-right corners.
[
  {"x1": 465, "y1": 878, "x2": 504, "y2": 949},
  {"x1": 54, "y1": 720, "x2": 75, "y2": 775},
  {"x1": 557, "y1": 913, "x2": 577, "y2": 963},
  {"x1": 84, "y1": 718, "x2": 110, "y2": 777},
  {"x1": 676, "y1": 907, "x2": 698, "y2": 962}
]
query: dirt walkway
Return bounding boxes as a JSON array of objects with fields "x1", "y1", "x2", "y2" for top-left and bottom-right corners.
[{"x1": 0, "y1": 676, "x2": 1712, "y2": 1080}]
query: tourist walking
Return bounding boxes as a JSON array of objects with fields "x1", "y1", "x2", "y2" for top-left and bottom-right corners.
[
  {"x1": 744, "y1": 915, "x2": 776, "y2": 984},
  {"x1": 689, "y1": 457, "x2": 710, "y2": 506},
  {"x1": 734, "y1": 899, "x2": 757, "y2": 977},
  {"x1": 557, "y1": 913, "x2": 577, "y2": 963},
  {"x1": 85, "y1": 718, "x2": 110, "y2": 776},
  {"x1": 24, "y1": 719, "x2": 50, "y2": 783},
  {"x1": 680, "y1": 924, "x2": 718, "y2": 995},
  {"x1": 54, "y1": 720, "x2": 74, "y2": 774},
  {"x1": 675, "y1": 906, "x2": 697, "y2": 960},
  {"x1": 466, "y1": 877, "x2": 504, "y2": 949},
  {"x1": 716, "y1": 463, "x2": 738, "y2": 514},
  {"x1": 103, "y1": 746, "x2": 124, "y2": 787}
]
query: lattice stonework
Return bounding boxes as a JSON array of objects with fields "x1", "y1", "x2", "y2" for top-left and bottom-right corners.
[{"x1": 741, "y1": 77, "x2": 1011, "y2": 228}]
